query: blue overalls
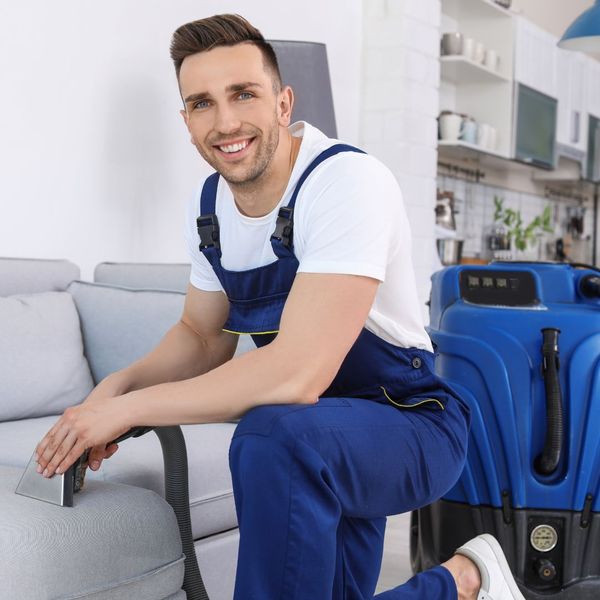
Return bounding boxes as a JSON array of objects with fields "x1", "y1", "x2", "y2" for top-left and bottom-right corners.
[{"x1": 197, "y1": 144, "x2": 471, "y2": 600}]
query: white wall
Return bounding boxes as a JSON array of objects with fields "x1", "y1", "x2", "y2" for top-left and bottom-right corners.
[
  {"x1": 511, "y1": 0, "x2": 593, "y2": 39},
  {"x1": 0, "y1": 1, "x2": 361, "y2": 279},
  {"x1": 360, "y1": 0, "x2": 441, "y2": 318}
]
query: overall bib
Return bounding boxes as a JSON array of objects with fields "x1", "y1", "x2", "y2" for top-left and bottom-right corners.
[{"x1": 197, "y1": 144, "x2": 471, "y2": 600}]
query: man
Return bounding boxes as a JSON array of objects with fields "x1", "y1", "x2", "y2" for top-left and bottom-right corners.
[{"x1": 36, "y1": 14, "x2": 525, "y2": 600}]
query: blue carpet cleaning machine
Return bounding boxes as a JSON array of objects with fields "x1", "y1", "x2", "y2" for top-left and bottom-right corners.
[{"x1": 411, "y1": 262, "x2": 600, "y2": 599}]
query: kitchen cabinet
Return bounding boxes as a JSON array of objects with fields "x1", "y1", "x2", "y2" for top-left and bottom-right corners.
[
  {"x1": 586, "y1": 56, "x2": 600, "y2": 119},
  {"x1": 556, "y1": 49, "x2": 587, "y2": 153},
  {"x1": 439, "y1": 0, "x2": 514, "y2": 158},
  {"x1": 514, "y1": 17, "x2": 557, "y2": 99}
]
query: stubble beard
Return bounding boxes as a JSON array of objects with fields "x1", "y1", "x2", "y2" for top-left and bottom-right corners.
[{"x1": 196, "y1": 114, "x2": 280, "y2": 188}]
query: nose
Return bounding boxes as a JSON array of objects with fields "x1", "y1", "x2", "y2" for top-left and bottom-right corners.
[{"x1": 213, "y1": 103, "x2": 242, "y2": 136}]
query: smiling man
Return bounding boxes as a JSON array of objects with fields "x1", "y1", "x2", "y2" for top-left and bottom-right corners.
[{"x1": 34, "y1": 14, "x2": 525, "y2": 600}]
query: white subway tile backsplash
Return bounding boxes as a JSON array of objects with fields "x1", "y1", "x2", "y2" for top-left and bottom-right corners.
[
  {"x1": 395, "y1": 0, "x2": 441, "y2": 29},
  {"x1": 399, "y1": 17, "x2": 440, "y2": 57},
  {"x1": 365, "y1": 0, "x2": 387, "y2": 18},
  {"x1": 362, "y1": 0, "x2": 442, "y2": 300}
]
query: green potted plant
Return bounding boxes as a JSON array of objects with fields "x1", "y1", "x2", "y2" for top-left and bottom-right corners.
[{"x1": 493, "y1": 196, "x2": 554, "y2": 254}]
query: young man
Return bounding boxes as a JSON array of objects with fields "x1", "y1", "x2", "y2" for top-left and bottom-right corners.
[{"x1": 36, "y1": 14, "x2": 525, "y2": 600}]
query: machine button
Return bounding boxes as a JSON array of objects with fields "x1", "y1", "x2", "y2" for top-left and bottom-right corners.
[
  {"x1": 482, "y1": 277, "x2": 494, "y2": 288},
  {"x1": 468, "y1": 276, "x2": 480, "y2": 288}
]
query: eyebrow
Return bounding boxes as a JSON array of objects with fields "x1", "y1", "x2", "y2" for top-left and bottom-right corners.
[{"x1": 184, "y1": 82, "x2": 263, "y2": 105}]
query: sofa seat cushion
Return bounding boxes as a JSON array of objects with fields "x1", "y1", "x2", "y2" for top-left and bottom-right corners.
[
  {"x1": 1, "y1": 465, "x2": 185, "y2": 600},
  {"x1": 0, "y1": 416, "x2": 238, "y2": 539},
  {"x1": 0, "y1": 292, "x2": 94, "y2": 421}
]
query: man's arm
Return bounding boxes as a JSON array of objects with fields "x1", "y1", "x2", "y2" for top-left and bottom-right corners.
[
  {"x1": 121, "y1": 272, "x2": 379, "y2": 426},
  {"x1": 85, "y1": 284, "x2": 238, "y2": 401}
]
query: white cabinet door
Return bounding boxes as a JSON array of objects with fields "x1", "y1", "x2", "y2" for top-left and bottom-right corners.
[
  {"x1": 514, "y1": 17, "x2": 557, "y2": 98},
  {"x1": 586, "y1": 56, "x2": 600, "y2": 119},
  {"x1": 557, "y1": 49, "x2": 588, "y2": 150},
  {"x1": 556, "y1": 49, "x2": 571, "y2": 146}
]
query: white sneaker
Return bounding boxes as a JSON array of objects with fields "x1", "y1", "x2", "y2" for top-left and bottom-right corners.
[{"x1": 455, "y1": 534, "x2": 525, "y2": 600}]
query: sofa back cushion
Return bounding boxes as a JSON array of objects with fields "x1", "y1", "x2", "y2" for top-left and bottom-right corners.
[
  {"x1": 0, "y1": 292, "x2": 94, "y2": 421},
  {"x1": 0, "y1": 258, "x2": 80, "y2": 296},
  {"x1": 94, "y1": 262, "x2": 191, "y2": 293},
  {"x1": 68, "y1": 281, "x2": 186, "y2": 384}
]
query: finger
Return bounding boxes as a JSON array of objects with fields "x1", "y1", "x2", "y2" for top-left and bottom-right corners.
[
  {"x1": 35, "y1": 420, "x2": 65, "y2": 464},
  {"x1": 37, "y1": 422, "x2": 71, "y2": 472},
  {"x1": 54, "y1": 437, "x2": 88, "y2": 478},
  {"x1": 43, "y1": 430, "x2": 79, "y2": 478}
]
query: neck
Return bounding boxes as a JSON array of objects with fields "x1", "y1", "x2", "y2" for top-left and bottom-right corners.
[{"x1": 231, "y1": 128, "x2": 302, "y2": 218}]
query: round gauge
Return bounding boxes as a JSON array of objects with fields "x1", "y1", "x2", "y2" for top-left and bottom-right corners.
[{"x1": 530, "y1": 524, "x2": 558, "y2": 552}]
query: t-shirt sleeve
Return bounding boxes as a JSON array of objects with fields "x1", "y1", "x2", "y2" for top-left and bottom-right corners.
[
  {"x1": 295, "y1": 154, "x2": 406, "y2": 283},
  {"x1": 184, "y1": 184, "x2": 224, "y2": 292}
]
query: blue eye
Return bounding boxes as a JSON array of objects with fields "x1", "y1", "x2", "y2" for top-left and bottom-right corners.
[
  {"x1": 193, "y1": 100, "x2": 210, "y2": 110},
  {"x1": 238, "y1": 92, "x2": 253, "y2": 100}
]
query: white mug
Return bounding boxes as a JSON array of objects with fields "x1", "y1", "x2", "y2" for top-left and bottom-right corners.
[
  {"x1": 487, "y1": 126, "x2": 498, "y2": 151},
  {"x1": 477, "y1": 123, "x2": 491, "y2": 148},
  {"x1": 474, "y1": 41, "x2": 485, "y2": 64},
  {"x1": 484, "y1": 49, "x2": 499, "y2": 71},
  {"x1": 439, "y1": 113, "x2": 464, "y2": 141},
  {"x1": 462, "y1": 38, "x2": 475, "y2": 61},
  {"x1": 461, "y1": 119, "x2": 478, "y2": 145}
]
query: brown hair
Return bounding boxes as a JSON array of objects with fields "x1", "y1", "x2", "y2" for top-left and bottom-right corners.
[{"x1": 170, "y1": 14, "x2": 282, "y2": 91}]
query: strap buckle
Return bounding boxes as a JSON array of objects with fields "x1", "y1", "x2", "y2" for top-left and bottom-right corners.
[
  {"x1": 271, "y1": 206, "x2": 294, "y2": 249},
  {"x1": 197, "y1": 214, "x2": 220, "y2": 251}
]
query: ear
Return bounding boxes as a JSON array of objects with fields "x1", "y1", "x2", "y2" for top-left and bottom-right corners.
[
  {"x1": 277, "y1": 85, "x2": 294, "y2": 127},
  {"x1": 180, "y1": 108, "x2": 196, "y2": 145}
]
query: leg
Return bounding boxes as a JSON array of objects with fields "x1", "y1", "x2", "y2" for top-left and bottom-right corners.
[{"x1": 229, "y1": 396, "x2": 469, "y2": 599}]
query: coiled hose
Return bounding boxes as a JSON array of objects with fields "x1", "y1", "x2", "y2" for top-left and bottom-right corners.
[
  {"x1": 536, "y1": 329, "x2": 563, "y2": 475},
  {"x1": 110, "y1": 426, "x2": 209, "y2": 599}
]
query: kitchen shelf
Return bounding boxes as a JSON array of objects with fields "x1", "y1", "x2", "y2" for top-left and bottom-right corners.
[
  {"x1": 441, "y1": 55, "x2": 510, "y2": 85},
  {"x1": 438, "y1": 140, "x2": 510, "y2": 161}
]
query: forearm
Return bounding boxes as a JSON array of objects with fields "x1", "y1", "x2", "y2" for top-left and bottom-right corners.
[
  {"x1": 122, "y1": 338, "x2": 318, "y2": 426},
  {"x1": 86, "y1": 321, "x2": 236, "y2": 401}
]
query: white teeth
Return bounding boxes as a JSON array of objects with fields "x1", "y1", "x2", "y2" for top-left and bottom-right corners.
[{"x1": 218, "y1": 140, "x2": 250, "y2": 153}]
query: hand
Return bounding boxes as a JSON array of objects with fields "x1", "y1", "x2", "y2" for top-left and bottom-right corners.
[{"x1": 34, "y1": 396, "x2": 131, "y2": 479}]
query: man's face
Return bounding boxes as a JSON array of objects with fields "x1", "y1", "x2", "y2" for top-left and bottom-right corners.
[{"x1": 179, "y1": 43, "x2": 289, "y2": 185}]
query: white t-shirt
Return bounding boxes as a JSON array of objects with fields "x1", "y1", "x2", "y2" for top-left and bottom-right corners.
[{"x1": 185, "y1": 121, "x2": 432, "y2": 351}]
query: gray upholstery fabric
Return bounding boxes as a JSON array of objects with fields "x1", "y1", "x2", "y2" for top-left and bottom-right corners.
[
  {"x1": 94, "y1": 262, "x2": 191, "y2": 293},
  {"x1": 0, "y1": 415, "x2": 239, "y2": 540},
  {"x1": 1, "y1": 465, "x2": 185, "y2": 600},
  {"x1": 0, "y1": 292, "x2": 94, "y2": 421},
  {"x1": 0, "y1": 257, "x2": 80, "y2": 296},
  {"x1": 194, "y1": 529, "x2": 239, "y2": 600},
  {"x1": 68, "y1": 281, "x2": 185, "y2": 384}
]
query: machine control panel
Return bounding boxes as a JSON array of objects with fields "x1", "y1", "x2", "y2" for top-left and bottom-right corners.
[{"x1": 460, "y1": 269, "x2": 539, "y2": 307}]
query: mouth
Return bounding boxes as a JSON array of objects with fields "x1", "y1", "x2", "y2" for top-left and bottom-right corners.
[{"x1": 213, "y1": 137, "x2": 255, "y2": 160}]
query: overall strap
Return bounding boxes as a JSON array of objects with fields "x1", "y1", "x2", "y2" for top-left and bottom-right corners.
[
  {"x1": 288, "y1": 143, "x2": 365, "y2": 210},
  {"x1": 197, "y1": 172, "x2": 222, "y2": 263},
  {"x1": 270, "y1": 143, "x2": 366, "y2": 257}
]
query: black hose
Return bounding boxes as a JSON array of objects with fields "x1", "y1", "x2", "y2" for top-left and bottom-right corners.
[
  {"x1": 109, "y1": 426, "x2": 209, "y2": 599},
  {"x1": 535, "y1": 329, "x2": 564, "y2": 475},
  {"x1": 580, "y1": 275, "x2": 600, "y2": 299},
  {"x1": 154, "y1": 427, "x2": 210, "y2": 600}
]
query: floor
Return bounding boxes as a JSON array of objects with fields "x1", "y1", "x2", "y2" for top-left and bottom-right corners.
[{"x1": 375, "y1": 512, "x2": 414, "y2": 595}]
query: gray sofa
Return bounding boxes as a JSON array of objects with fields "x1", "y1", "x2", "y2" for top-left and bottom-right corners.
[{"x1": 0, "y1": 257, "x2": 253, "y2": 600}]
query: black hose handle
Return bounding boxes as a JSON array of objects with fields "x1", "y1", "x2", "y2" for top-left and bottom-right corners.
[{"x1": 536, "y1": 328, "x2": 564, "y2": 475}]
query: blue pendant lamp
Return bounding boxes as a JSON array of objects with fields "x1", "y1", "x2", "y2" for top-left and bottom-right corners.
[{"x1": 558, "y1": 0, "x2": 600, "y2": 52}]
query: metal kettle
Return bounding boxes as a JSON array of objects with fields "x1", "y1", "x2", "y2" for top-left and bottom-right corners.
[{"x1": 435, "y1": 191, "x2": 457, "y2": 232}]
